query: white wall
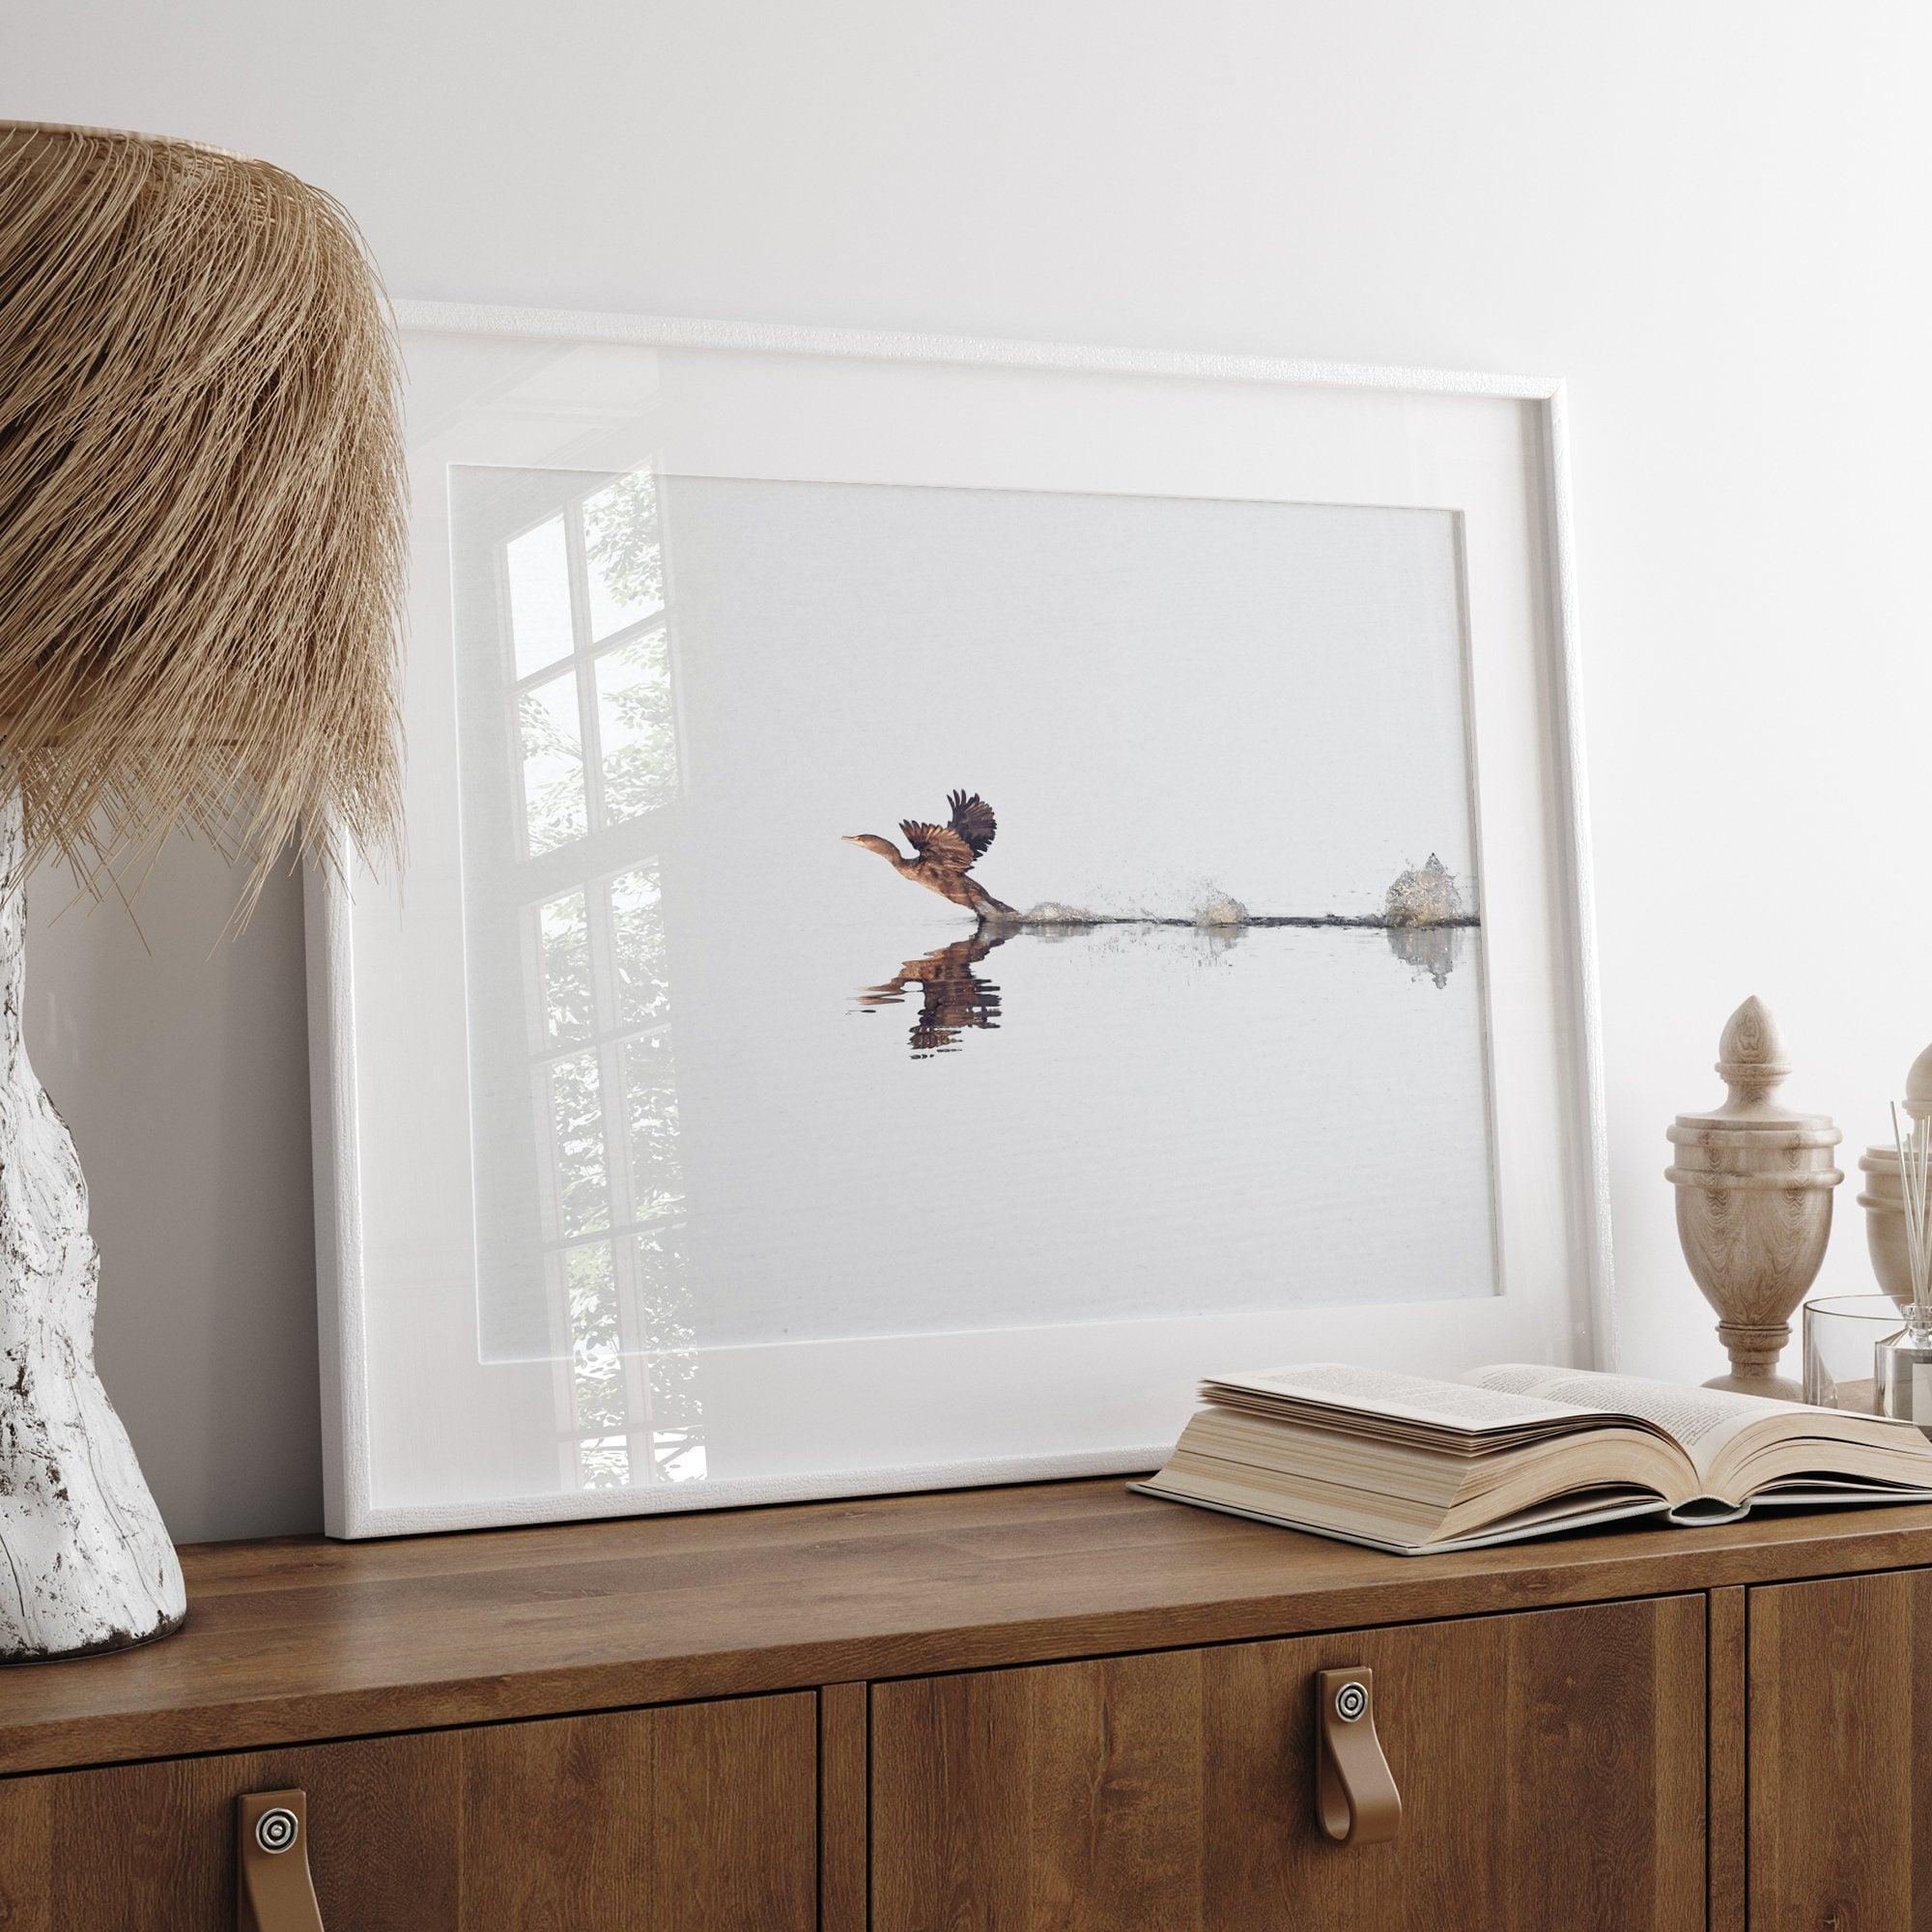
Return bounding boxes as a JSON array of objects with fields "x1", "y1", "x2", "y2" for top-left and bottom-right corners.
[{"x1": 9, "y1": 1, "x2": 1931, "y2": 1542}]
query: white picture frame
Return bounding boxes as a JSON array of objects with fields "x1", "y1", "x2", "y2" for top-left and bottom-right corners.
[{"x1": 306, "y1": 301, "x2": 1610, "y2": 1538}]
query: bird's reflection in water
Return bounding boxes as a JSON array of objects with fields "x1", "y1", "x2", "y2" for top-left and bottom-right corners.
[
  {"x1": 856, "y1": 930, "x2": 1012, "y2": 1058},
  {"x1": 859, "y1": 917, "x2": 1466, "y2": 1060}
]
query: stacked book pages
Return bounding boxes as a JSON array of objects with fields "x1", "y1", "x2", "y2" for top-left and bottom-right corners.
[{"x1": 1134, "y1": 1362, "x2": 1932, "y2": 1554}]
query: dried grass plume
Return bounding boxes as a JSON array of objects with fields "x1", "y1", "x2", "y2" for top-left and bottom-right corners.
[{"x1": 0, "y1": 122, "x2": 405, "y2": 907}]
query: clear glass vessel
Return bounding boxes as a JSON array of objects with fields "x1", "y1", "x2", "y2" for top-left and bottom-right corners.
[
  {"x1": 1876, "y1": 1306, "x2": 1932, "y2": 1434},
  {"x1": 1803, "y1": 1294, "x2": 1903, "y2": 1413}
]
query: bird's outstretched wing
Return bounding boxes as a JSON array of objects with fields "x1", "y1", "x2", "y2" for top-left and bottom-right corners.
[
  {"x1": 946, "y1": 789, "x2": 997, "y2": 859},
  {"x1": 900, "y1": 819, "x2": 975, "y2": 870}
]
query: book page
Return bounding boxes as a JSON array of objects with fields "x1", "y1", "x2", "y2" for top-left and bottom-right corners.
[
  {"x1": 1208, "y1": 1362, "x2": 1605, "y2": 1434},
  {"x1": 1129, "y1": 1479, "x2": 1678, "y2": 1555},
  {"x1": 1463, "y1": 1365, "x2": 1796, "y2": 1478}
]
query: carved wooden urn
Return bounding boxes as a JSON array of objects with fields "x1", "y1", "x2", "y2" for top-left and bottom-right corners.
[
  {"x1": 1857, "y1": 1041, "x2": 1932, "y2": 1306},
  {"x1": 1665, "y1": 998, "x2": 1842, "y2": 1400}
]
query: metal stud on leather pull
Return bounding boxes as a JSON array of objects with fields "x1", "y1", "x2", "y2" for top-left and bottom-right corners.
[
  {"x1": 1315, "y1": 1667, "x2": 1401, "y2": 1845},
  {"x1": 238, "y1": 1790, "x2": 326, "y2": 1931}
]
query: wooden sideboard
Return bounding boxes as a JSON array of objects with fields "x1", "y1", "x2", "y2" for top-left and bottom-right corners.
[{"x1": 1, "y1": 1476, "x2": 1929, "y2": 1928}]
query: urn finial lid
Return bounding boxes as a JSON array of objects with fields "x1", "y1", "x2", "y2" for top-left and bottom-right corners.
[
  {"x1": 1716, "y1": 995, "x2": 1788, "y2": 1104},
  {"x1": 1674, "y1": 996, "x2": 1835, "y2": 1132},
  {"x1": 1907, "y1": 1041, "x2": 1932, "y2": 1121}
]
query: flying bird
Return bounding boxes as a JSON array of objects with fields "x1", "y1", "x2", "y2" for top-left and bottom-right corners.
[{"x1": 843, "y1": 789, "x2": 1015, "y2": 921}]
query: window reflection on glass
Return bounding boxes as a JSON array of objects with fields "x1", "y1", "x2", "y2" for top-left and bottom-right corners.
[
  {"x1": 508, "y1": 468, "x2": 677, "y2": 860},
  {"x1": 583, "y1": 471, "x2": 666, "y2": 641},
  {"x1": 538, "y1": 891, "x2": 592, "y2": 1046},
  {"x1": 565, "y1": 1241, "x2": 630, "y2": 1489},
  {"x1": 596, "y1": 631, "x2": 677, "y2": 824},
  {"x1": 611, "y1": 874, "x2": 700, "y2": 1480},
  {"x1": 472, "y1": 459, "x2": 702, "y2": 1492},
  {"x1": 611, "y1": 864, "x2": 670, "y2": 1027},
  {"x1": 546, "y1": 1048, "x2": 609, "y2": 1238},
  {"x1": 623, "y1": 1033, "x2": 682, "y2": 1226},
  {"x1": 506, "y1": 513, "x2": 574, "y2": 677},
  {"x1": 638, "y1": 1236, "x2": 705, "y2": 1485},
  {"x1": 519, "y1": 670, "x2": 587, "y2": 853}
]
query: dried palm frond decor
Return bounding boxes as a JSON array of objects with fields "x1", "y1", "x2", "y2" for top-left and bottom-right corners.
[{"x1": 0, "y1": 123, "x2": 405, "y2": 1661}]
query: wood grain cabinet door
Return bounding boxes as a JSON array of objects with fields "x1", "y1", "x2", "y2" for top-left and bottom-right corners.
[
  {"x1": 1749, "y1": 1568, "x2": 1932, "y2": 1930},
  {"x1": 871, "y1": 1595, "x2": 1705, "y2": 1932},
  {"x1": 0, "y1": 1691, "x2": 816, "y2": 1930}
]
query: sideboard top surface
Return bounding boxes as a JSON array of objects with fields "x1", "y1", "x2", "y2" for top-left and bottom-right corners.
[{"x1": 4, "y1": 1478, "x2": 1932, "y2": 1776}]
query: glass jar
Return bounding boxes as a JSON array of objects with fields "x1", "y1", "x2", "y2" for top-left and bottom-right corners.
[{"x1": 1802, "y1": 1294, "x2": 1904, "y2": 1413}]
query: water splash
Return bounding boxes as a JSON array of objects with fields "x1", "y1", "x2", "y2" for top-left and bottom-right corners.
[
  {"x1": 1384, "y1": 853, "x2": 1465, "y2": 927},
  {"x1": 1193, "y1": 891, "x2": 1249, "y2": 927}
]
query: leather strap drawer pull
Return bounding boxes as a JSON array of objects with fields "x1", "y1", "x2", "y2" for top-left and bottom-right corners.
[
  {"x1": 1315, "y1": 1667, "x2": 1401, "y2": 1846},
  {"x1": 238, "y1": 1790, "x2": 326, "y2": 1931}
]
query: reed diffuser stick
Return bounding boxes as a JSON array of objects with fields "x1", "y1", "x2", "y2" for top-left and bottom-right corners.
[{"x1": 1889, "y1": 1101, "x2": 1932, "y2": 1336}]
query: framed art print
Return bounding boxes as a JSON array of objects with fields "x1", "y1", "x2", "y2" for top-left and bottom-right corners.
[{"x1": 305, "y1": 304, "x2": 1610, "y2": 1536}]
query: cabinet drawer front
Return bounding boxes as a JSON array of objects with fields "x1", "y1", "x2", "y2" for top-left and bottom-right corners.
[
  {"x1": 0, "y1": 1691, "x2": 816, "y2": 1931},
  {"x1": 1748, "y1": 1569, "x2": 1931, "y2": 1932},
  {"x1": 872, "y1": 1596, "x2": 1704, "y2": 1932}
]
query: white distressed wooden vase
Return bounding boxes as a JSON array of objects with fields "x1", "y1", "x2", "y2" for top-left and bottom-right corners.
[{"x1": 0, "y1": 795, "x2": 185, "y2": 1660}]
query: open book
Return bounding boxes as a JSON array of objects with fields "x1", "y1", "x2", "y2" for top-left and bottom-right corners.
[{"x1": 1131, "y1": 1362, "x2": 1932, "y2": 1555}]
